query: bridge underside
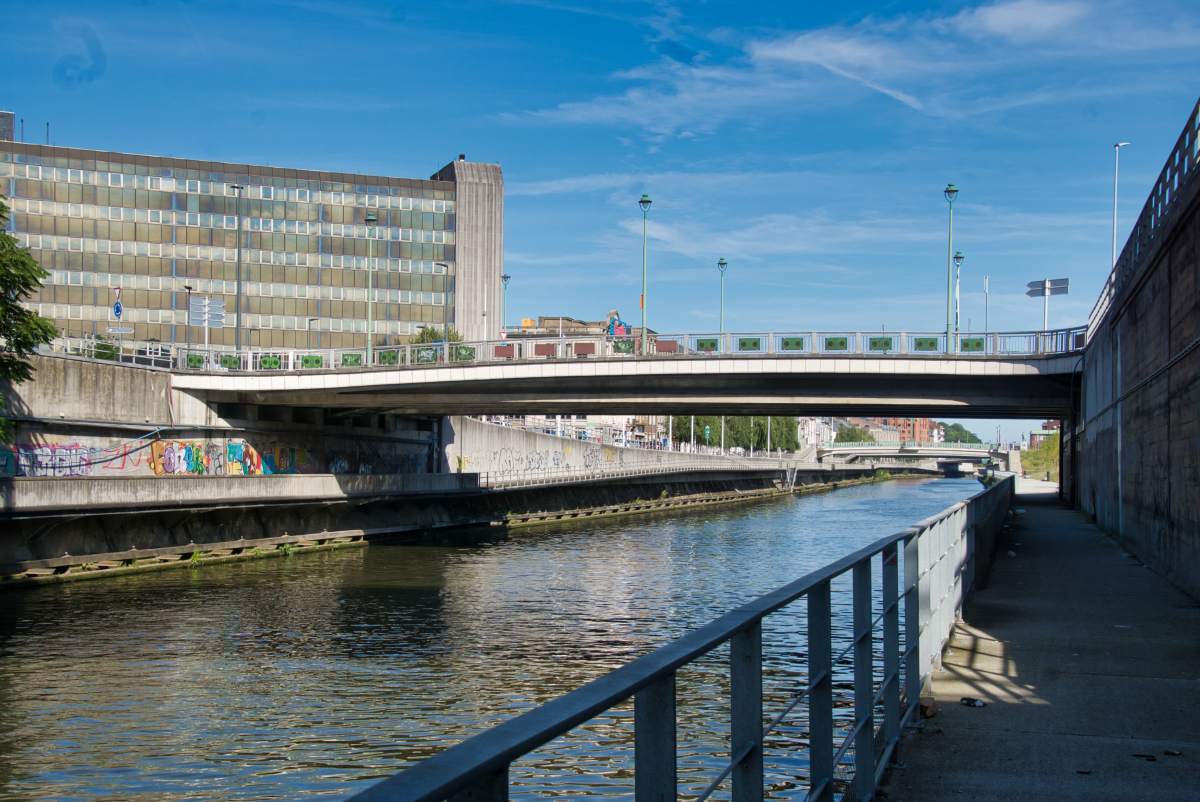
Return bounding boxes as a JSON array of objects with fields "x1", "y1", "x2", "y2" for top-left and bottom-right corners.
[{"x1": 220, "y1": 371, "x2": 1077, "y2": 418}]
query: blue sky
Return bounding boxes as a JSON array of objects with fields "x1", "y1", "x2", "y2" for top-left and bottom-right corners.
[{"x1": 5, "y1": 0, "x2": 1199, "y2": 441}]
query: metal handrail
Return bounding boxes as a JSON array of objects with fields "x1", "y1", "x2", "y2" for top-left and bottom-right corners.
[
  {"x1": 1088, "y1": 95, "x2": 1199, "y2": 339},
  {"x1": 346, "y1": 476, "x2": 1014, "y2": 802},
  {"x1": 42, "y1": 325, "x2": 1088, "y2": 376}
]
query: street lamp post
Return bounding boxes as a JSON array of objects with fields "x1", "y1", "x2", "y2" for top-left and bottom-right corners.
[
  {"x1": 501, "y1": 274, "x2": 511, "y2": 336},
  {"x1": 943, "y1": 184, "x2": 958, "y2": 351},
  {"x1": 229, "y1": 184, "x2": 245, "y2": 350},
  {"x1": 1113, "y1": 142, "x2": 1131, "y2": 267},
  {"x1": 953, "y1": 251, "x2": 964, "y2": 332},
  {"x1": 366, "y1": 211, "x2": 377, "y2": 365},
  {"x1": 639, "y1": 194, "x2": 652, "y2": 355},
  {"x1": 718, "y1": 257, "x2": 728, "y2": 453},
  {"x1": 307, "y1": 317, "x2": 318, "y2": 350},
  {"x1": 184, "y1": 285, "x2": 193, "y2": 348},
  {"x1": 717, "y1": 257, "x2": 728, "y2": 332},
  {"x1": 436, "y1": 262, "x2": 452, "y2": 343}
]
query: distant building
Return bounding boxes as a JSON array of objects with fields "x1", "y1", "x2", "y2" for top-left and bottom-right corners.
[{"x1": 2, "y1": 132, "x2": 504, "y2": 350}]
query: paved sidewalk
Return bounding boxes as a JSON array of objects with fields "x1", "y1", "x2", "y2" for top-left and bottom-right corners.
[{"x1": 879, "y1": 478, "x2": 1200, "y2": 801}]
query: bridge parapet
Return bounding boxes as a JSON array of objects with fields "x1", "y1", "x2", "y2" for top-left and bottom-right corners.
[{"x1": 41, "y1": 325, "x2": 1087, "y2": 376}]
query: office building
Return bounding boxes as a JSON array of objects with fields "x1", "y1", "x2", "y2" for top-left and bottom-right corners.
[{"x1": 1, "y1": 138, "x2": 504, "y2": 350}]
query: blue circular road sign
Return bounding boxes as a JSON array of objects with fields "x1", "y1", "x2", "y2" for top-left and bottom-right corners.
[{"x1": 113, "y1": 300, "x2": 123, "y2": 319}]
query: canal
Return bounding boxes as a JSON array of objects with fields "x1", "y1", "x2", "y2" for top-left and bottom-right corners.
[{"x1": 0, "y1": 477, "x2": 984, "y2": 800}]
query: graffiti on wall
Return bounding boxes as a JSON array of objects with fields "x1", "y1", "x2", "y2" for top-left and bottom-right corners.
[{"x1": 1, "y1": 436, "x2": 419, "y2": 478}]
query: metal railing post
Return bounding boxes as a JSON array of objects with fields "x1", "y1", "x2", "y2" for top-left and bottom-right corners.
[
  {"x1": 731, "y1": 621, "x2": 763, "y2": 802},
  {"x1": 808, "y1": 582, "x2": 834, "y2": 802},
  {"x1": 447, "y1": 766, "x2": 509, "y2": 801},
  {"x1": 635, "y1": 673, "x2": 677, "y2": 802},
  {"x1": 852, "y1": 560, "x2": 876, "y2": 798},
  {"x1": 882, "y1": 544, "x2": 901, "y2": 762}
]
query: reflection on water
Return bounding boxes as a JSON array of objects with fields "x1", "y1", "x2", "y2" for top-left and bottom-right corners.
[{"x1": 0, "y1": 478, "x2": 982, "y2": 800}]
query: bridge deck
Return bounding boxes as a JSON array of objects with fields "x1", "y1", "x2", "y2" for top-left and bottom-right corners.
[{"x1": 881, "y1": 479, "x2": 1200, "y2": 800}]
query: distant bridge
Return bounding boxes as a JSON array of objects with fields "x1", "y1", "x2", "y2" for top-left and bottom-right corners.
[
  {"x1": 816, "y1": 441, "x2": 1009, "y2": 467},
  {"x1": 48, "y1": 326, "x2": 1086, "y2": 419}
]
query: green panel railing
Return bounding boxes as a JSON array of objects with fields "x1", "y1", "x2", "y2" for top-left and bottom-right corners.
[
  {"x1": 415, "y1": 347, "x2": 439, "y2": 364},
  {"x1": 868, "y1": 337, "x2": 893, "y2": 352},
  {"x1": 613, "y1": 340, "x2": 636, "y2": 354},
  {"x1": 824, "y1": 336, "x2": 849, "y2": 351},
  {"x1": 219, "y1": 354, "x2": 240, "y2": 370},
  {"x1": 341, "y1": 353, "x2": 363, "y2": 367},
  {"x1": 780, "y1": 337, "x2": 804, "y2": 351},
  {"x1": 695, "y1": 338, "x2": 720, "y2": 352},
  {"x1": 913, "y1": 338, "x2": 939, "y2": 352},
  {"x1": 960, "y1": 338, "x2": 985, "y2": 353},
  {"x1": 185, "y1": 353, "x2": 205, "y2": 369},
  {"x1": 738, "y1": 337, "x2": 761, "y2": 352},
  {"x1": 377, "y1": 350, "x2": 400, "y2": 365},
  {"x1": 300, "y1": 354, "x2": 324, "y2": 369},
  {"x1": 258, "y1": 354, "x2": 282, "y2": 370}
]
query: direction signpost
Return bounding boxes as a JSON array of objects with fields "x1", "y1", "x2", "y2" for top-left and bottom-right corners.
[
  {"x1": 189, "y1": 297, "x2": 226, "y2": 350},
  {"x1": 1026, "y1": 278, "x2": 1069, "y2": 331}
]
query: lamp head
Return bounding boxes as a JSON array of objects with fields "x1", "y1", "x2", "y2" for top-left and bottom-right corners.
[
  {"x1": 365, "y1": 212, "x2": 377, "y2": 225},
  {"x1": 184, "y1": 285, "x2": 193, "y2": 291},
  {"x1": 954, "y1": 251, "x2": 964, "y2": 268},
  {"x1": 717, "y1": 258, "x2": 728, "y2": 273},
  {"x1": 501, "y1": 274, "x2": 511, "y2": 285},
  {"x1": 944, "y1": 183, "x2": 959, "y2": 203},
  {"x1": 1116, "y1": 142, "x2": 1131, "y2": 148},
  {"x1": 639, "y1": 194, "x2": 652, "y2": 213}
]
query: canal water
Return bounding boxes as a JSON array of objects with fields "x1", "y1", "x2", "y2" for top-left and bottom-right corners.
[{"x1": 0, "y1": 477, "x2": 984, "y2": 801}]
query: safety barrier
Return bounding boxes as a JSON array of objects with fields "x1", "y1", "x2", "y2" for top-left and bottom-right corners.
[{"x1": 346, "y1": 476, "x2": 1014, "y2": 802}]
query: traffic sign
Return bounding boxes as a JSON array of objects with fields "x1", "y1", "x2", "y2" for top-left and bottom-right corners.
[
  {"x1": 1026, "y1": 278, "x2": 1069, "y2": 297},
  {"x1": 705, "y1": 425, "x2": 710, "y2": 437},
  {"x1": 114, "y1": 287, "x2": 121, "y2": 300},
  {"x1": 106, "y1": 327, "x2": 134, "y2": 334},
  {"x1": 113, "y1": 300, "x2": 123, "y2": 318}
]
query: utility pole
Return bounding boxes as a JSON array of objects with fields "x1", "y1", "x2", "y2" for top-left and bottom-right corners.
[{"x1": 229, "y1": 184, "x2": 245, "y2": 349}]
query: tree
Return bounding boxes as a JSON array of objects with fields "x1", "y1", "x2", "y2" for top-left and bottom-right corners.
[
  {"x1": 935, "y1": 422, "x2": 982, "y2": 444},
  {"x1": 835, "y1": 425, "x2": 875, "y2": 443},
  {"x1": 1, "y1": 194, "x2": 58, "y2": 443},
  {"x1": 409, "y1": 325, "x2": 463, "y2": 343},
  {"x1": 670, "y1": 415, "x2": 799, "y2": 452}
]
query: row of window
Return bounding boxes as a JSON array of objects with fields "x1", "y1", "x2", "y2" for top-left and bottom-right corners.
[
  {"x1": 27, "y1": 303, "x2": 425, "y2": 335},
  {"x1": 12, "y1": 199, "x2": 453, "y2": 240},
  {"x1": 20, "y1": 234, "x2": 453, "y2": 269},
  {"x1": 11, "y1": 198, "x2": 451, "y2": 237},
  {"x1": 46, "y1": 270, "x2": 450, "y2": 305},
  {"x1": 4, "y1": 153, "x2": 455, "y2": 200},
  {"x1": 1, "y1": 162, "x2": 454, "y2": 211}
]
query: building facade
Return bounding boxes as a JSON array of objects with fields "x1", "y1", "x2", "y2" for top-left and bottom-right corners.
[{"x1": 0, "y1": 140, "x2": 503, "y2": 351}]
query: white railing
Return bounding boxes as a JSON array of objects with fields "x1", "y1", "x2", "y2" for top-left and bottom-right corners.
[
  {"x1": 1089, "y1": 95, "x2": 1199, "y2": 339},
  {"x1": 43, "y1": 325, "x2": 1088, "y2": 375}
]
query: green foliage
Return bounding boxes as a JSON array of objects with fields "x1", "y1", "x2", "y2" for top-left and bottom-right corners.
[
  {"x1": 279, "y1": 543, "x2": 296, "y2": 557},
  {"x1": 409, "y1": 325, "x2": 463, "y2": 344},
  {"x1": 834, "y1": 425, "x2": 875, "y2": 443},
  {"x1": 1021, "y1": 432, "x2": 1060, "y2": 479},
  {"x1": 935, "y1": 422, "x2": 982, "y2": 443},
  {"x1": 0, "y1": 195, "x2": 58, "y2": 443},
  {"x1": 670, "y1": 415, "x2": 799, "y2": 452},
  {"x1": 90, "y1": 336, "x2": 119, "y2": 361},
  {"x1": 874, "y1": 469, "x2": 890, "y2": 480}
]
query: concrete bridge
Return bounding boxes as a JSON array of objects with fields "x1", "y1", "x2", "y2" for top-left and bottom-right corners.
[
  {"x1": 46, "y1": 325, "x2": 1086, "y2": 419},
  {"x1": 816, "y1": 441, "x2": 1010, "y2": 467}
]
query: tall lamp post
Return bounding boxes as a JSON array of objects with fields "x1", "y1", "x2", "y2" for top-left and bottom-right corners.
[
  {"x1": 184, "y1": 284, "x2": 193, "y2": 348},
  {"x1": 718, "y1": 257, "x2": 728, "y2": 453},
  {"x1": 1113, "y1": 142, "x2": 1131, "y2": 267},
  {"x1": 501, "y1": 274, "x2": 511, "y2": 336},
  {"x1": 229, "y1": 184, "x2": 245, "y2": 350},
  {"x1": 307, "y1": 317, "x2": 319, "y2": 350},
  {"x1": 366, "y1": 211, "x2": 377, "y2": 365},
  {"x1": 436, "y1": 262, "x2": 452, "y2": 343},
  {"x1": 953, "y1": 251, "x2": 964, "y2": 331},
  {"x1": 943, "y1": 183, "x2": 958, "y2": 351},
  {"x1": 639, "y1": 194, "x2": 652, "y2": 355}
]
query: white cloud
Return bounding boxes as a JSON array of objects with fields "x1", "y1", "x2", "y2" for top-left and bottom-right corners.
[
  {"x1": 951, "y1": 0, "x2": 1090, "y2": 41},
  {"x1": 516, "y1": 0, "x2": 1200, "y2": 136}
]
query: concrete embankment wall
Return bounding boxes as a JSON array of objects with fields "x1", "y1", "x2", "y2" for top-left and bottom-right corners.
[
  {"x1": 443, "y1": 415, "x2": 787, "y2": 476},
  {"x1": 1079, "y1": 132, "x2": 1200, "y2": 598},
  {"x1": 2, "y1": 354, "x2": 439, "y2": 478}
]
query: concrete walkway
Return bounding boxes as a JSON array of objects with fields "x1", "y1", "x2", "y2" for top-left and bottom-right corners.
[{"x1": 879, "y1": 478, "x2": 1200, "y2": 801}]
